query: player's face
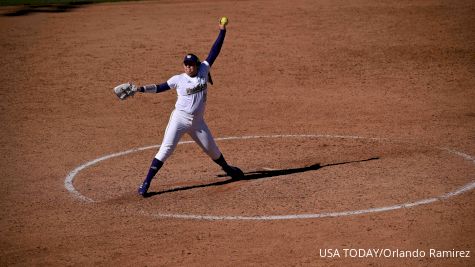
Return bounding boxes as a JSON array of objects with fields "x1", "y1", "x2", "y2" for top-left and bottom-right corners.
[{"x1": 184, "y1": 62, "x2": 198, "y2": 77}]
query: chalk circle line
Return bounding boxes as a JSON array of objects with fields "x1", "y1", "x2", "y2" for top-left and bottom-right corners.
[{"x1": 64, "y1": 134, "x2": 475, "y2": 221}]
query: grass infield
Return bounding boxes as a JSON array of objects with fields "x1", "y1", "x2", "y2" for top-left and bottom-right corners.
[{"x1": 0, "y1": 0, "x2": 139, "y2": 6}]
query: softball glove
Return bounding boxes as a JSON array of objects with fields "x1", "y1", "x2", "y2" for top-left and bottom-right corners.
[{"x1": 113, "y1": 82, "x2": 137, "y2": 100}]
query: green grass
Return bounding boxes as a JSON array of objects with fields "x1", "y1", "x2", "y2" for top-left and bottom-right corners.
[{"x1": 0, "y1": 0, "x2": 139, "y2": 6}]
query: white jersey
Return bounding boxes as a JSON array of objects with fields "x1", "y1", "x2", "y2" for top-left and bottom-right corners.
[{"x1": 167, "y1": 61, "x2": 210, "y2": 116}]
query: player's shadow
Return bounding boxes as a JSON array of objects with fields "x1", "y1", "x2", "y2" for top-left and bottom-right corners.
[{"x1": 144, "y1": 157, "x2": 380, "y2": 198}]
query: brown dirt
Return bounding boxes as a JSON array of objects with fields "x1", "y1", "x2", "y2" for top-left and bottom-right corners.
[{"x1": 1, "y1": 0, "x2": 474, "y2": 266}]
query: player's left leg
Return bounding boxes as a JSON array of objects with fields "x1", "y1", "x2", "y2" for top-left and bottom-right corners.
[{"x1": 189, "y1": 118, "x2": 244, "y2": 179}]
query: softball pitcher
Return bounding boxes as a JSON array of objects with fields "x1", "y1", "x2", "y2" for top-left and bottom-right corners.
[{"x1": 115, "y1": 18, "x2": 244, "y2": 197}]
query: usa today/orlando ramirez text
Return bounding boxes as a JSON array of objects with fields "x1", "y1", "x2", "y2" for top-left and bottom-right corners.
[{"x1": 319, "y1": 248, "x2": 471, "y2": 258}]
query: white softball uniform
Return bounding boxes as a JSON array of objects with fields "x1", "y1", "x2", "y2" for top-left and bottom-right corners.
[{"x1": 155, "y1": 61, "x2": 221, "y2": 162}]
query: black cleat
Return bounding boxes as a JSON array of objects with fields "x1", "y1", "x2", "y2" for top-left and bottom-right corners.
[
  {"x1": 138, "y1": 179, "x2": 152, "y2": 197},
  {"x1": 224, "y1": 165, "x2": 244, "y2": 179}
]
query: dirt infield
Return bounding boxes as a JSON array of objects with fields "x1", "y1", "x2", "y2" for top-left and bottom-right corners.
[{"x1": 1, "y1": 0, "x2": 474, "y2": 265}]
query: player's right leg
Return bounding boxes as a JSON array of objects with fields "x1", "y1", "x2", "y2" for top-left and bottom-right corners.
[
  {"x1": 138, "y1": 158, "x2": 163, "y2": 196},
  {"x1": 138, "y1": 110, "x2": 190, "y2": 196},
  {"x1": 155, "y1": 110, "x2": 192, "y2": 162}
]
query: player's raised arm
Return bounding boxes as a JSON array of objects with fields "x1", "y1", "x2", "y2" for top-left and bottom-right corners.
[{"x1": 205, "y1": 17, "x2": 228, "y2": 67}]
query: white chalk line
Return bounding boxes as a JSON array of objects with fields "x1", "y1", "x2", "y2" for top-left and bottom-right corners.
[
  {"x1": 64, "y1": 134, "x2": 475, "y2": 220},
  {"x1": 262, "y1": 167, "x2": 277, "y2": 171}
]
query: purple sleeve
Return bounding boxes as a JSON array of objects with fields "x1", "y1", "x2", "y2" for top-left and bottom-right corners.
[
  {"x1": 157, "y1": 83, "x2": 170, "y2": 92},
  {"x1": 206, "y1": 29, "x2": 226, "y2": 66}
]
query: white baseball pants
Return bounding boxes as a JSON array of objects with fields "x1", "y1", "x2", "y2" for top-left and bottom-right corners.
[{"x1": 155, "y1": 109, "x2": 221, "y2": 162}]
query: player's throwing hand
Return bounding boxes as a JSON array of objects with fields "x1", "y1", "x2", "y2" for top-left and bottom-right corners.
[{"x1": 219, "y1": 16, "x2": 228, "y2": 30}]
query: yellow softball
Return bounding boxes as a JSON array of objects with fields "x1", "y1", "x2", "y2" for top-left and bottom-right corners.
[{"x1": 219, "y1": 16, "x2": 229, "y2": 26}]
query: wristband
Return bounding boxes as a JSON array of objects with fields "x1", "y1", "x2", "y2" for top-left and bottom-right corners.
[{"x1": 143, "y1": 84, "x2": 158, "y2": 93}]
